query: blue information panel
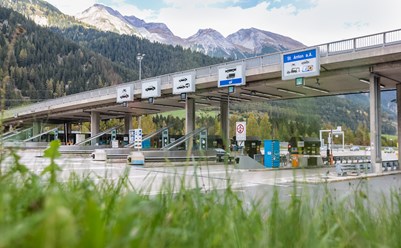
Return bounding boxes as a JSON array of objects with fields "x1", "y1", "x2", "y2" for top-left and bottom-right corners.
[
  {"x1": 264, "y1": 140, "x2": 280, "y2": 168},
  {"x1": 218, "y1": 64, "x2": 245, "y2": 87},
  {"x1": 282, "y1": 47, "x2": 320, "y2": 80}
]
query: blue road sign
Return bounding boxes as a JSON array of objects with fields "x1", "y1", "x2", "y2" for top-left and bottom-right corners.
[
  {"x1": 282, "y1": 47, "x2": 320, "y2": 80},
  {"x1": 219, "y1": 77, "x2": 243, "y2": 87},
  {"x1": 218, "y1": 64, "x2": 246, "y2": 87}
]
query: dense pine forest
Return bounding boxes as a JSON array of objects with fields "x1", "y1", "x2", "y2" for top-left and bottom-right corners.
[
  {"x1": 0, "y1": 8, "x2": 134, "y2": 107},
  {"x1": 0, "y1": 7, "x2": 224, "y2": 108},
  {"x1": 52, "y1": 26, "x2": 226, "y2": 79}
]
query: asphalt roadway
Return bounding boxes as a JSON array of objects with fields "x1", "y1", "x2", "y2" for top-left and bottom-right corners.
[{"x1": 2, "y1": 148, "x2": 401, "y2": 207}]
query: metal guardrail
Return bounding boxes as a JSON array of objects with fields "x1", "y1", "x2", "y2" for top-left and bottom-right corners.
[
  {"x1": 6, "y1": 29, "x2": 401, "y2": 119},
  {"x1": 124, "y1": 125, "x2": 172, "y2": 148},
  {"x1": 162, "y1": 127, "x2": 207, "y2": 151},
  {"x1": 74, "y1": 125, "x2": 123, "y2": 146},
  {"x1": 23, "y1": 128, "x2": 58, "y2": 142},
  {"x1": 1, "y1": 127, "x2": 33, "y2": 141},
  {"x1": 0, "y1": 128, "x2": 22, "y2": 140}
]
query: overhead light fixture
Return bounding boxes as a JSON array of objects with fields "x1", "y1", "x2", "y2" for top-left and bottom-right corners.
[
  {"x1": 277, "y1": 88, "x2": 306, "y2": 96},
  {"x1": 223, "y1": 95, "x2": 249, "y2": 102},
  {"x1": 240, "y1": 92, "x2": 270, "y2": 100},
  {"x1": 205, "y1": 97, "x2": 221, "y2": 103},
  {"x1": 196, "y1": 102, "x2": 211, "y2": 107},
  {"x1": 153, "y1": 103, "x2": 182, "y2": 109},
  {"x1": 303, "y1": 85, "x2": 329, "y2": 94},
  {"x1": 243, "y1": 90, "x2": 282, "y2": 99},
  {"x1": 234, "y1": 97, "x2": 251, "y2": 102},
  {"x1": 358, "y1": 78, "x2": 385, "y2": 88}
]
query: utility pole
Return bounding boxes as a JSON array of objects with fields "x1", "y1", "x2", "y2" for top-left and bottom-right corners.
[
  {"x1": 136, "y1": 53, "x2": 145, "y2": 81},
  {"x1": 136, "y1": 53, "x2": 145, "y2": 129}
]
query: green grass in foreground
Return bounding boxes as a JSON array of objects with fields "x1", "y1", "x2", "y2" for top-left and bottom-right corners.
[{"x1": 0, "y1": 140, "x2": 401, "y2": 247}]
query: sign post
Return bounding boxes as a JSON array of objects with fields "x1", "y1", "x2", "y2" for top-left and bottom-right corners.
[{"x1": 236, "y1": 121, "x2": 246, "y2": 155}]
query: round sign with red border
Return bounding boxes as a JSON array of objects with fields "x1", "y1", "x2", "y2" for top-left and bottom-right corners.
[
  {"x1": 237, "y1": 124, "x2": 244, "y2": 134},
  {"x1": 236, "y1": 122, "x2": 246, "y2": 141}
]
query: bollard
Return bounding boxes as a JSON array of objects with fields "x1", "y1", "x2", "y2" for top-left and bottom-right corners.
[
  {"x1": 91, "y1": 149, "x2": 107, "y2": 161},
  {"x1": 127, "y1": 151, "x2": 145, "y2": 165}
]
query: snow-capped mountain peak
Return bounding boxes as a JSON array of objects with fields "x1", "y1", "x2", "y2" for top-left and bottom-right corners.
[
  {"x1": 185, "y1": 29, "x2": 242, "y2": 58},
  {"x1": 75, "y1": 4, "x2": 141, "y2": 36},
  {"x1": 227, "y1": 27, "x2": 305, "y2": 55},
  {"x1": 68, "y1": 4, "x2": 304, "y2": 58}
]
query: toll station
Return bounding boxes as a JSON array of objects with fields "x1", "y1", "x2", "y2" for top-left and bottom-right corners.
[{"x1": 2, "y1": 29, "x2": 401, "y2": 173}]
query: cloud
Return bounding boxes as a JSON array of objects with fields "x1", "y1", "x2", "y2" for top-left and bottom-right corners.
[
  {"x1": 162, "y1": 0, "x2": 239, "y2": 8},
  {"x1": 46, "y1": 0, "x2": 96, "y2": 15},
  {"x1": 155, "y1": 0, "x2": 401, "y2": 45}
]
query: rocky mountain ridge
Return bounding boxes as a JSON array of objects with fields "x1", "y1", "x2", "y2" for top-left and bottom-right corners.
[{"x1": 0, "y1": 0, "x2": 305, "y2": 58}]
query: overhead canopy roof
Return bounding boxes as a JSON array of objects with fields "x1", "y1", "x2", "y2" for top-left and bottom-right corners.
[{"x1": 4, "y1": 29, "x2": 401, "y2": 125}]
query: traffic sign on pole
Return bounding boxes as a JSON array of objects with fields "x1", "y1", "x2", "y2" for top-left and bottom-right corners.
[{"x1": 236, "y1": 122, "x2": 246, "y2": 141}]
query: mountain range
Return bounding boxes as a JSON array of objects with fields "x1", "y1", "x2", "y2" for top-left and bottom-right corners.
[
  {"x1": 76, "y1": 4, "x2": 305, "y2": 59},
  {"x1": 1, "y1": 0, "x2": 305, "y2": 59}
]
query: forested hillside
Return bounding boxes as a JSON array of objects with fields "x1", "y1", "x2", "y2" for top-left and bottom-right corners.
[
  {"x1": 0, "y1": 7, "x2": 135, "y2": 107},
  {"x1": 0, "y1": 7, "x2": 225, "y2": 108},
  {"x1": 52, "y1": 26, "x2": 226, "y2": 79},
  {"x1": 229, "y1": 92, "x2": 397, "y2": 145},
  {"x1": 1, "y1": 0, "x2": 82, "y2": 28}
]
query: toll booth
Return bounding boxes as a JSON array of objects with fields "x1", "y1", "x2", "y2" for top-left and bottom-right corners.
[
  {"x1": 264, "y1": 140, "x2": 280, "y2": 168},
  {"x1": 288, "y1": 136, "x2": 323, "y2": 167},
  {"x1": 244, "y1": 136, "x2": 261, "y2": 159}
]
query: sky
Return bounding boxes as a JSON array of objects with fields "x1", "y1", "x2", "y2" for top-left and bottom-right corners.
[{"x1": 45, "y1": 0, "x2": 401, "y2": 46}]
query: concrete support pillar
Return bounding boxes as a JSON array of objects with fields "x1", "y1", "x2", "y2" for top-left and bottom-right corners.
[
  {"x1": 138, "y1": 116, "x2": 142, "y2": 129},
  {"x1": 124, "y1": 114, "x2": 133, "y2": 134},
  {"x1": 369, "y1": 73, "x2": 382, "y2": 173},
  {"x1": 397, "y1": 83, "x2": 401, "y2": 168},
  {"x1": 186, "y1": 98, "x2": 196, "y2": 150},
  {"x1": 32, "y1": 121, "x2": 42, "y2": 142},
  {"x1": 64, "y1": 122, "x2": 72, "y2": 144},
  {"x1": 91, "y1": 111, "x2": 100, "y2": 146},
  {"x1": 220, "y1": 100, "x2": 229, "y2": 151}
]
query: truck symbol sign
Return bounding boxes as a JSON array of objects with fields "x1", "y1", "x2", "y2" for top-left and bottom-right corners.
[
  {"x1": 225, "y1": 68, "x2": 236, "y2": 73},
  {"x1": 177, "y1": 83, "x2": 190, "y2": 89},
  {"x1": 119, "y1": 89, "x2": 129, "y2": 99}
]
